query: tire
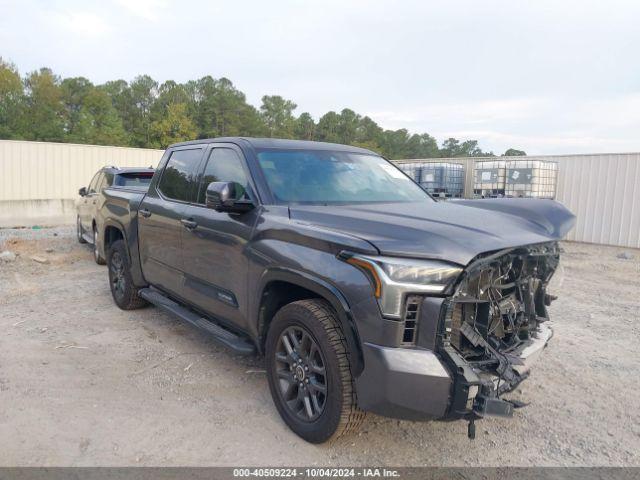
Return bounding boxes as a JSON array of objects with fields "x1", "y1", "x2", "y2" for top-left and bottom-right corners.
[
  {"x1": 107, "y1": 239, "x2": 147, "y2": 310},
  {"x1": 265, "y1": 299, "x2": 366, "y2": 443},
  {"x1": 77, "y1": 216, "x2": 87, "y2": 244},
  {"x1": 93, "y1": 226, "x2": 106, "y2": 265}
]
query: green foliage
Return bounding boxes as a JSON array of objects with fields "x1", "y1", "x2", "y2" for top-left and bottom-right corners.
[
  {"x1": 294, "y1": 112, "x2": 315, "y2": 140},
  {"x1": 73, "y1": 88, "x2": 128, "y2": 146},
  {"x1": 0, "y1": 59, "x2": 497, "y2": 159},
  {"x1": 503, "y1": 148, "x2": 526, "y2": 156},
  {"x1": 150, "y1": 103, "x2": 197, "y2": 148},
  {"x1": 260, "y1": 95, "x2": 297, "y2": 138},
  {"x1": 128, "y1": 75, "x2": 158, "y2": 147},
  {"x1": 440, "y1": 138, "x2": 494, "y2": 157},
  {"x1": 0, "y1": 58, "x2": 24, "y2": 139},
  {"x1": 23, "y1": 68, "x2": 66, "y2": 141}
]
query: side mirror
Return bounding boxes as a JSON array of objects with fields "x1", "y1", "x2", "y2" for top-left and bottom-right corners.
[
  {"x1": 205, "y1": 182, "x2": 254, "y2": 214},
  {"x1": 78, "y1": 187, "x2": 87, "y2": 197}
]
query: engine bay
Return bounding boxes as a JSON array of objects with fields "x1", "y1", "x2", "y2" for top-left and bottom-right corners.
[{"x1": 445, "y1": 242, "x2": 560, "y2": 394}]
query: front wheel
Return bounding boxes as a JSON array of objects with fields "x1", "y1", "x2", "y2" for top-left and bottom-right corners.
[
  {"x1": 107, "y1": 240, "x2": 147, "y2": 310},
  {"x1": 265, "y1": 299, "x2": 366, "y2": 443}
]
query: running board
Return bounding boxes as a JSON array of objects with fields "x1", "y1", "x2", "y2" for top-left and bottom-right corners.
[{"x1": 138, "y1": 288, "x2": 256, "y2": 356}]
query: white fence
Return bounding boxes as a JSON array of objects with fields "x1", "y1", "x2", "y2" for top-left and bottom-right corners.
[
  {"x1": 0, "y1": 140, "x2": 163, "y2": 227},
  {"x1": 397, "y1": 152, "x2": 640, "y2": 249},
  {"x1": 0, "y1": 140, "x2": 638, "y2": 248}
]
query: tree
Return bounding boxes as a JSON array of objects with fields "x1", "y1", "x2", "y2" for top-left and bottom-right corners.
[
  {"x1": 316, "y1": 111, "x2": 340, "y2": 143},
  {"x1": 336, "y1": 108, "x2": 360, "y2": 145},
  {"x1": 503, "y1": 148, "x2": 526, "y2": 156},
  {"x1": 355, "y1": 116, "x2": 383, "y2": 150},
  {"x1": 380, "y1": 129, "x2": 411, "y2": 158},
  {"x1": 101, "y1": 79, "x2": 134, "y2": 131},
  {"x1": 294, "y1": 112, "x2": 315, "y2": 140},
  {"x1": 0, "y1": 58, "x2": 24, "y2": 139},
  {"x1": 406, "y1": 133, "x2": 439, "y2": 158},
  {"x1": 194, "y1": 76, "x2": 261, "y2": 138},
  {"x1": 260, "y1": 95, "x2": 297, "y2": 138},
  {"x1": 23, "y1": 68, "x2": 65, "y2": 141},
  {"x1": 72, "y1": 88, "x2": 128, "y2": 146},
  {"x1": 150, "y1": 103, "x2": 197, "y2": 148},
  {"x1": 440, "y1": 138, "x2": 494, "y2": 157},
  {"x1": 1, "y1": 57, "x2": 502, "y2": 156},
  {"x1": 128, "y1": 75, "x2": 158, "y2": 146},
  {"x1": 61, "y1": 76, "x2": 94, "y2": 136}
]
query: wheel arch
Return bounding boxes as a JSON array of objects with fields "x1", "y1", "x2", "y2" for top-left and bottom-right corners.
[
  {"x1": 101, "y1": 219, "x2": 147, "y2": 287},
  {"x1": 257, "y1": 267, "x2": 364, "y2": 377},
  {"x1": 102, "y1": 220, "x2": 127, "y2": 253}
]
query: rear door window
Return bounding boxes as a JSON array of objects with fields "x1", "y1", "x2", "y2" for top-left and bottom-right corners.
[{"x1": 158, "y1": 149, "x2": 204, "y2": 202}]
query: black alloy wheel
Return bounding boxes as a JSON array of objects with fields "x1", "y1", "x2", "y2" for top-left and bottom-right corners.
[
  {"x1": 274, "y1": 325, "x2": 327, "y2": 422},
  {"x1": 106, "y1": 239, "x2": 148, "y2": 310},
  {"x1": 110, "y1": 249, "x2": 126, "y2": 302},
  {"x1": 265, "y1": 299, "x2": 365, "y2": 443}
]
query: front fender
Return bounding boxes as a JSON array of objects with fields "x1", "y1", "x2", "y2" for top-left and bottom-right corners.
[{"x1": 255, "y1": 266, "x2": 365, "y2": 377}]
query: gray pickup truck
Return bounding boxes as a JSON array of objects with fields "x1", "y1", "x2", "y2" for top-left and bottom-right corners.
[{"x1": 98, "y1": 137, "x2": 575, "y2": 443}]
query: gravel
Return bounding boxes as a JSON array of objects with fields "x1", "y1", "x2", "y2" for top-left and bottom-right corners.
[
  {"x1": 0, "y1": 251, "x2": 16, "y2": 262},
  {"x1": 0, "y1": 226, "x2": 638, "y2": 466}
]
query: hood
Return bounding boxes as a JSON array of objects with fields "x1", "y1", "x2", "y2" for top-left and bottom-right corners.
[{"x1": 289, "y1": 198, "x2": 575, "y2": 266}]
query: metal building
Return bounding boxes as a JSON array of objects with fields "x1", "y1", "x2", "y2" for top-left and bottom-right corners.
[{"x1": 395, "y1": 152, "x2": 640, "y2": 249}]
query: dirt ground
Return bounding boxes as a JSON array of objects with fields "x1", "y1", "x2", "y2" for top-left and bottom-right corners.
[{"x1": 0, "y1": 226, "x2": 639, "y2": 467}]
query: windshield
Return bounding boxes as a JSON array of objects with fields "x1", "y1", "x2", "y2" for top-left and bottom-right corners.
[{"x1": 256, "y1": 149, "x2": 431, "y2": 205}]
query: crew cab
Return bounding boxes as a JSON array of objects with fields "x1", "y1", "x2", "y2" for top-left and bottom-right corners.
[
  {"x1": 77, "y1": 166, "x2": 154, "y2": 263},
  {"x1": 97, "y1": 138, "x2": 575, "y2": 443}
]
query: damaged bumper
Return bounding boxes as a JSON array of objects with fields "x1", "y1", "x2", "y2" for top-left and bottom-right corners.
[
  {"x1": 356, "y1": 242, "x2": 559, "y2": 424},
  {"x1": 355, "y1": 322, "x2": 553, "y2": 421},
  {"x1": 453, "y1": 322, "x2": 554, "y2": 420}
]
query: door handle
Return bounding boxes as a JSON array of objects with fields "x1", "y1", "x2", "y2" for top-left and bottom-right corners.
[
  {"x1": 181, "y1": 218, "x2": 198, "y2": 230},
  {"x1": 139, "y1": 209, "x2": 152, "y2": 218}
]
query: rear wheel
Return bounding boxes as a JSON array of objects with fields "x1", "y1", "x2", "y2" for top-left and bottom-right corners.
[
  {"x1": 93, "y1": 227, "x2": 106, "y2": 265},
  {"x1": 107, "y1": 240, "x2": 147, "y2": 310},
  {"x1": 77, "y1": 216, "x2": 87, "y2": 244},
  {"x1": 265, "y1": 299, "x2": 365, "y2": 443}
]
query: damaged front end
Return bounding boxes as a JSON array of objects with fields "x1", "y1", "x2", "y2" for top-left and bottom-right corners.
[{"x1": 439, "y1": 242, "x2": 560, "y2": 437}]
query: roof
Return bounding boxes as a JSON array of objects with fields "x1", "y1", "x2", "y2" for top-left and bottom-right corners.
[{"x1": 168, "y1": 137, "x2": 377, "y2": 155}]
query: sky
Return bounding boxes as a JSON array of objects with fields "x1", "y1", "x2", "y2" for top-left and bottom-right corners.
[{"x1": 1, "y1": 0, "x2": 639, "y2": 155}]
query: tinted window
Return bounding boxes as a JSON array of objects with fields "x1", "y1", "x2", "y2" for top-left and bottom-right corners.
[
  {"x1": 97, "y1": 173, "x2": 110, "y2": 191},
  {"x1": 104, "y1": 172, "x2": 115, "y2": 187},
  {"x1": 89, "y1": 172, "x2": 104, "y2": 194},
  {"x1": 256, "y1": 150, "x2": 430, "y2": 204},
  {"x1": 158, "y1": 149, "x2": 203, "y2": 202},
  {"x1": 87, "y1": 172, "x2": 101, "y2": 194},
  {"x1": 114, "y1": 172, "x2": 154, "y2": 187},
  {"x1": 197, "y1": 148, "x2": 249, "y2": 204}
]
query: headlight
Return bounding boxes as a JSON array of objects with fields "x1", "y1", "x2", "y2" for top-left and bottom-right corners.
[{"x1": 341, "y1": 253, "x2": 462, "y2": 318}]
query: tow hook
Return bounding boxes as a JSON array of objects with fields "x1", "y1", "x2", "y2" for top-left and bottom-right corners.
[
  {"x1": 467, "y1": 418, "x2": 476, "y2": 439},
  {"x1": 467, "y1": 397, "x2": 529, "y2": 439}
]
